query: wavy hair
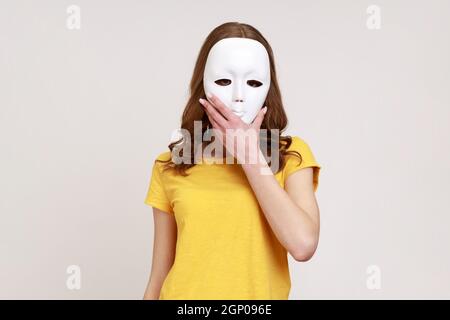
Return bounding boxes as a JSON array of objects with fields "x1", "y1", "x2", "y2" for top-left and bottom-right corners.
[{"x1": 157, "y1": 22, "x2": 302, "y2": 175}]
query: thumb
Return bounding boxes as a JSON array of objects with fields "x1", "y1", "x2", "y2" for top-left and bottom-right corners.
[{"x1": 251, "y1": 106, "x2": 267, "y2": 129}]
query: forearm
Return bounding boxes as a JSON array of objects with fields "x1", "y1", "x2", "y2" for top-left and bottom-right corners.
[
  {"x1": 241, "y1": 150, "x2": 318, "y2": 260},
  {"x1": 143, "y1": 275, "x2": 164, "y2": 300}
]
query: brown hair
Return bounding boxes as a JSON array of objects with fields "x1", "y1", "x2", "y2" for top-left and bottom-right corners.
[{"x1": 158, "y1": 21, "x2": 302, "y2": 175}]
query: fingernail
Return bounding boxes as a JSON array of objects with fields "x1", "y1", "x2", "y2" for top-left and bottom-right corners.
[
  {"x1": 263, "y1": 106, "x2": 268, "y2": 114},
  {"x1": 199, "y1": 98, "x2": 205, "y2": 105}
]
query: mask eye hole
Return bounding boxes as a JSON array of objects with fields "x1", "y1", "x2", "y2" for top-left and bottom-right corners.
[
  {"x1": 214, "y1": 79, "x2": 231, "y2": 86},
  {"x1": 247, "y1": 80, "x2": 263, "y2": 88}
]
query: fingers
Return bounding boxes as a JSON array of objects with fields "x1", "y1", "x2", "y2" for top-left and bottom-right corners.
[
  {"x1": 206, "y1": 93, "x2": 240, "y2": 122},
  {"x1": 251, "y1": 106, "x2": 267, "y2": 129},
  {"x1": 200, "y1": 94, "x2": 267, "y2": 131},
  {"x1": 206, "y1": 111, "x2": 220, "y2": 131},
  {"x1": 199, "y1": 97, "x2": 228, "y2": 129},
  {"x1": 202, "y1": 107, "x2": 225, "y2": 143}
]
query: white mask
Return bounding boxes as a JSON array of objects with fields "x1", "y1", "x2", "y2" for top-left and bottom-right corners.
[{"x1": 203, "y1": 37, "x2": 271, "y2": 124}]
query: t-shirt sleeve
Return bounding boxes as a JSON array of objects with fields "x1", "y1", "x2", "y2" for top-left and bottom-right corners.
[
  {"x1": 144, "y1": 156, "x2": 174, "y2": 214},
  {"x1": 283, "y1": 136, "x2": 321, "y2": 192}
]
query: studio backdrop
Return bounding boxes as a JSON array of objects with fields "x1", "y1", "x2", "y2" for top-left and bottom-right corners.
[{"x1": 0, "y1": 0, "x2": 449, "y2": 299}]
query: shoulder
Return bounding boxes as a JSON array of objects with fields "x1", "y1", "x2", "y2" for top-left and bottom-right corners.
[
  {"x1": 285, "y1": 135, "x2": 313, "y2": 154},
  {"x1": 152, "y1": 151, "x2": 173, "y2": 174},
  {"x1": 283, "y1": 134, "x2": 320, "y2": 169},
  {"x1": 282, "y1": 135, "x2": 321, "y2": 191},
  {"x1": 155, "y1": 150, "x2": 172, "y2": 162}
]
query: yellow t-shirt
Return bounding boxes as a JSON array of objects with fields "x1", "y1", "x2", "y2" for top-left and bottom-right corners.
[{"x1": 144, "y1": 135, "x2": 321, "y2": 300}]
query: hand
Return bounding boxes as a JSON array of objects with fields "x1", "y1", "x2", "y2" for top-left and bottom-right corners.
[{"x1": 199, "y1": 93, "x2": 267, "y2": 164}]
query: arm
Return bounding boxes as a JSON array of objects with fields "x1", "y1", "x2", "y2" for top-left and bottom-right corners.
[
  {"x1": 143, "y1": 208, "x2": 177, "y2": 299},
  {"x1": 242, "y1": 150, "x2": 320, "y2": 262},
  {"x1": 200, "y1": 93, "x2": 320, "y2": 261}
]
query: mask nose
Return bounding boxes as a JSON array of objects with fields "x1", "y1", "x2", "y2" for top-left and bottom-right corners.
[{"x1": 232, "y1": 80, "x2": 245, "y2": 107}]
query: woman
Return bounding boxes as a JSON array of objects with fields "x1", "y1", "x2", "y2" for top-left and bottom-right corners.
[{"x1": 143, "y1": 22, "x2": 321, "y2": 300}]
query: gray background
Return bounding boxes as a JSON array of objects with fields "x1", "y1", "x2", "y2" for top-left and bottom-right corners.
[{"x1": 0, "y1": 0, "x2": 449, "y2": 299}]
